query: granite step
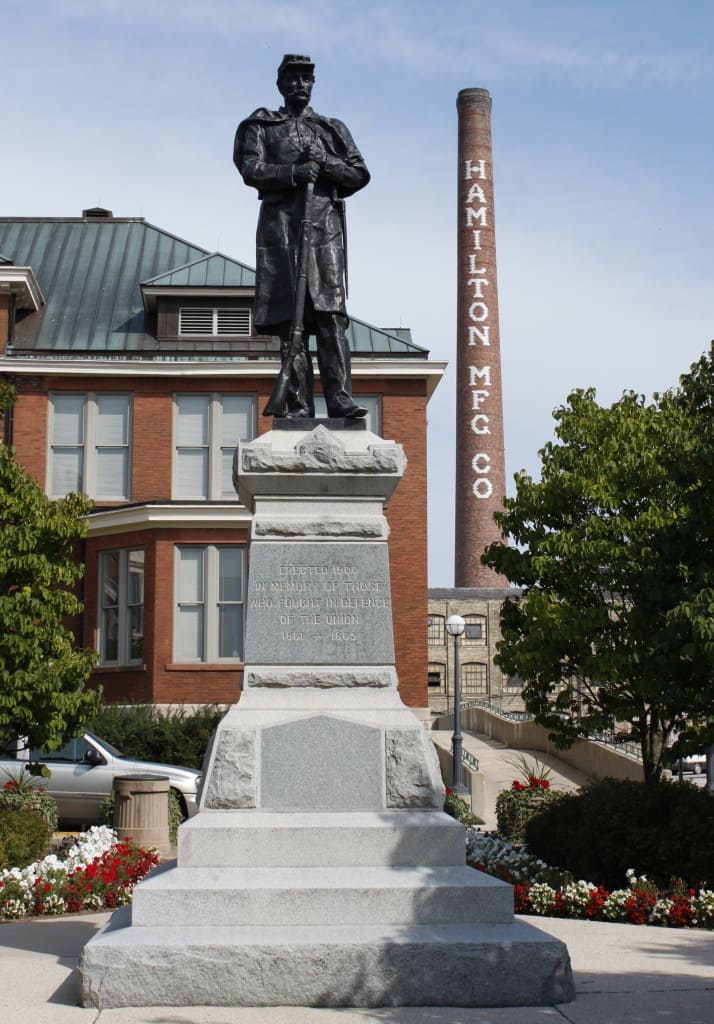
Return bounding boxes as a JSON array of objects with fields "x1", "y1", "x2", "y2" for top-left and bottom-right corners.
[
  {"x1": 177, "y1": 809, "x2": 466, "y2": 867},
  {"x1": 81, "y1": 907, "x2": 575, "y2": 1009},
  {"x1": 130, "y1": 863, "x2": 513, "y2": 927}
]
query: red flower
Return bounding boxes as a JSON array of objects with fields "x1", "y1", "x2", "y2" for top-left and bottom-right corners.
[
  {"x1": 513, "y1": 884, "x2": 531, "y2": 914},
  {"x1": 512, "y1": 777, "x2": 550, "y2": 791},
  {"x1": 668, "y1": 896, "x2": 695, "y2": 928},
  {"x1": 585, "y1": 886, "x2": 608, "y2": 920},
  {"x1": 625, "y1": 889, "x2": 656, "y2": 925}
]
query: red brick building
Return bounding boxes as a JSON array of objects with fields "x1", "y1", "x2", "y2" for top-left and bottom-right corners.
[{"x1": 0, "y1": 211, "x2": 444, "y2": 713}]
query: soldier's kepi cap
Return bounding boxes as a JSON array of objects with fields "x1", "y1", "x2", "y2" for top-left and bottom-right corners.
[{"x1": 277, "y1": 54, "x2": 314, "y2": 76}]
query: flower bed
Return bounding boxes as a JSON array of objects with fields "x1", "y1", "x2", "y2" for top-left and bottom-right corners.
[
  {"x1": 0, "y1": 825, "x2": 159, "y2": 919},
  {"x1": 1, "y1": 775, "x2": 58, "y2": 833},
  {"x1": 467, "y1": 829, "x2": 714, "y2": 929}
]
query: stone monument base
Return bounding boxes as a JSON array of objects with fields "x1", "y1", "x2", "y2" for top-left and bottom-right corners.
[
  {"x1": 80, "y1": 424, "x2": 574, "y2": 1008},
  {"x1": 81, "y1": 809, "x2": 574, "y2": 1009}
]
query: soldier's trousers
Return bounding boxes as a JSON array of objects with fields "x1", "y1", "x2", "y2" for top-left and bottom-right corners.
[{"x1": 279, "y1": 310, "x2": 354, "y2": 417}]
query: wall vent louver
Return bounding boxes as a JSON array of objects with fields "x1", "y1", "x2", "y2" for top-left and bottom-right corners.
[{"x1": 179, "y1": 308, "x2": 252, "y2": 337}]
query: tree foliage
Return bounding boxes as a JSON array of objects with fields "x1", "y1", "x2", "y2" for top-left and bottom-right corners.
[
  {"x1": 0, "y1": 382, "x2": 100, "y2": 758},
  {"x1": 482, "y1": 344, "x2": 714, "y2": 784}
]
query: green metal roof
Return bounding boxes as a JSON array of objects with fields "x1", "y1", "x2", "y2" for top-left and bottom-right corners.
[
  {"x1": 0, "y1": 216, "x2": 426, "y2": 358},
  {"x1": 345, "y1": 320, "x2": 422, "y2": 356},
  {"x1": 143, "y1": 252, "x2": 256, "y2": 289}
]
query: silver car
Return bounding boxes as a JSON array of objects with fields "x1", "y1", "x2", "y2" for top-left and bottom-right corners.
[{"x1": 1, "y1": 731, "x2": 201, "y2": 826}]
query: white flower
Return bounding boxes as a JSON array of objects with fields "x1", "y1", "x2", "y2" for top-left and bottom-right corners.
[
  {"x1": 602, "y1": 889, "x2": 631, "y2": 921},
  {"x1": 529, "y1": 883, "x2": 557, "y2": 915},
  {"x1": 651, "y1": 898, "x2": 674, "y2": 925}
]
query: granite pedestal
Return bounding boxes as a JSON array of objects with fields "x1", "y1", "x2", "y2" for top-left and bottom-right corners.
[{"x1": 80, "y1": 423, "x2": 574, "y2": 1009}]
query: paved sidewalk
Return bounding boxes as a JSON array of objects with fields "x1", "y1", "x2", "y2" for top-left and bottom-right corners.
[{"x1": 1, "y1": 910, "x2": 712, "y2": 1023}]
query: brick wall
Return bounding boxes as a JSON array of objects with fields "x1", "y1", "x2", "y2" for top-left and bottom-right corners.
[
  {"x1": 380, "y1": 379, "x2": 429, "y2": 708},
  {"x1": 11, "y1": 370, "x2": 431, "y2": 709},
  {"x1": 86, "y1": 526, "x2": 248, "y2": 705},
  {"x1": 11, "y1": 381, "x2": 48, "y2": 484},
  {"x1": 151, "y1": 527, "x2": 247, "y2": 704}
]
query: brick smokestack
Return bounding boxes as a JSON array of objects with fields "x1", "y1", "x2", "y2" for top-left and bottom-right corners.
[{"x1": 454, "y1": 88, "x2": 508, "y2": 587}]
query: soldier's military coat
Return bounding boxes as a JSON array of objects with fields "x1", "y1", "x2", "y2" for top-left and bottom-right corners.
[{"x1": 234, "y1": 106, "x2": 370, "y2": 334}]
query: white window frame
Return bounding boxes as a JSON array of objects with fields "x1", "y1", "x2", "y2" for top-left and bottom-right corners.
[
  {"x1": 172, "y1": 393, "x2": 257, "y2": 501},
  {"x1": 48, "y1": 392, "x2": 131, "y2": 500},
  {"x1": 97, "y1": 548, "x2": 144, "y2": 666},
  {"x1": 174, "y1": 544, "x2": 246, "y2": 663}
]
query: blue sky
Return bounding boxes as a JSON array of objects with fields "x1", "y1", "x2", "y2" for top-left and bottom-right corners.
[{"x1": 5, "y1": 1, "x2": 714, "y2": 584}]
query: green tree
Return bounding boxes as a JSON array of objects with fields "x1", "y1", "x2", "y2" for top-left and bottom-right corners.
[
  {"x1": 0, "y1": 382, "x2": 100, "y2": 760},
  {"x1": 482, "y1": 345, "x2": 714, "y2": 784}
]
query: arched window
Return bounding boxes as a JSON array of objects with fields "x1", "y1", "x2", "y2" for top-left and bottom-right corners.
[
  {"x1": 427, "y1": 615, "x2": 445, "y2": 645},
  {"x1": 463, "y1": 614, "x2": 486, "y2": 644}
]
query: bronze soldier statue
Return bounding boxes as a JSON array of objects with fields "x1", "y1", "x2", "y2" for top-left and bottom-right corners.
[{"x1": 234, "y1": 54, "x2": 370, "y2": 419}]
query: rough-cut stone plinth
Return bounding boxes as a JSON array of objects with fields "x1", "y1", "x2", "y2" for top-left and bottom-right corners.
[
  {"x1": 81, "y1": 909, "x2": 575, "y2": 1009},
  {"x1": 81, "y1": 425, "x2": 574, "y2": 1009},
  {"x1": 201, "y1": 730, "x2": 256, "y2": 809}
]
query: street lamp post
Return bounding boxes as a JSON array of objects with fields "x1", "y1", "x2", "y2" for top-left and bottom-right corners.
[{"x1": 446, "y1": 614, "x2": 466, "y2": 793}]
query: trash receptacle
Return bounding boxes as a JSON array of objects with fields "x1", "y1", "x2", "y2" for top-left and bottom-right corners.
[{"x1": 112, "y1": 774, "x2": 172, "y2": 861}]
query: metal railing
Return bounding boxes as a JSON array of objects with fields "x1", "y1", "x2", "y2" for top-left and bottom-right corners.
[
  {"x1": 590, "y1": 729, "x2": 642, "y2": 761},
  {"x1": 461, "y1": 748, "x2": 480, "y2": 773},
  {"x1": 464, "y1": 699, "x2": 535, "y2": 722}
]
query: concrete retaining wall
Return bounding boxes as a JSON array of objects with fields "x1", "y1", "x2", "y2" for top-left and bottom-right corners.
[
  {"x1": 434, "y1": 707, "x2": 642, "y2": 783},
  {"x1": 433, "y1": 741, "x2": 486, "y2": 818}
]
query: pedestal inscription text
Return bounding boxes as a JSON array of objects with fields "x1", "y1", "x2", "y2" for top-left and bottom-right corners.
[{"x1": 244, "y1": 543, "x2": 395, "y2": 665}]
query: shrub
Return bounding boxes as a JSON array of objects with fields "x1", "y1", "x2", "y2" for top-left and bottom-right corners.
[
  {"x1": 496, "y1": 786, "x2": 564, "y2": 843},
  {"x1": 444, "y1": 789, "x2": 484, "y2": 827},
  {"x1": 0, "y1": 807, "x2": 52, "y2": 868},
  {"x1": 524, "y1": 778, "x2": 714, "y2": 889},
  {"x1": 0, "y1": 772, "x2": 59, "y2": 833},
  {"x1": 88, "y1": 703, "x2": 226, "y2": 771}
]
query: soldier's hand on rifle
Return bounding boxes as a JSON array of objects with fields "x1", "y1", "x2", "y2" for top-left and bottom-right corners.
[
  {"x1": 294, "y1": 160, "x2": 320, "y2": 184},
  {"x1": 304, "y1": 140, "x2": 327, "y2": 167}
]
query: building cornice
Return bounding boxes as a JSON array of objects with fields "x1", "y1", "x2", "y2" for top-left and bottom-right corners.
[
  {"x1": 87, "y1": 502, "x2": 252, "y2": 536},
  {"x1": 0, "y1": 357, "x2": 447, "y2": 400},
  {"x1": 0, "y1": 267, "x2": 44, "y2": 310}
]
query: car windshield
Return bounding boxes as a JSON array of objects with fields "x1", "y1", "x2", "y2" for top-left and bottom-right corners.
[{"x1": 86, "y1": 732, "x2": 124, "y2": 758}]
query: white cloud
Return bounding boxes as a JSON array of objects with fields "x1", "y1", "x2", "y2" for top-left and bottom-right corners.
[{"x1": 48, "y1": 0, "x2": 714, "y2": 88}]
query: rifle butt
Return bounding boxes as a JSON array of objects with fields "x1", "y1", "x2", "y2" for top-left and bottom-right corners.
[{"x1": 262, "y1": 368, "x2": 291, "y2": 416}]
